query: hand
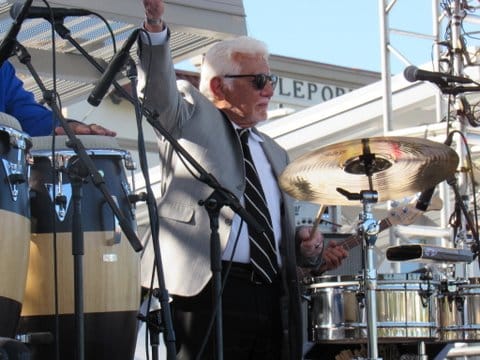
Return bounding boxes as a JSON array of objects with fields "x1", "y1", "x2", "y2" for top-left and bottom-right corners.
[
  {"x1": 317, "y1": 240, "x2": 348, "y2": 273},
  {"x1": 143, "y1": 0, "x2": 164, "y2": 18},
  {"x1": 296, "y1": 226, "x2": 323, "y2": 259},
  {"x1": 143, "y1": 0, "x2": 165, "y2": 31},
  {"x1": 54, "y1": 122, "x2": 116, "y2": 137}
]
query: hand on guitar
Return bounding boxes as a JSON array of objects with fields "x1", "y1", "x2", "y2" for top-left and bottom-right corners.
[
  {"x1": 297, "y1": 225, "x2": 324, "y2": 259},
  {"x1": 316, "y1": 240, "x2": 349, "y2": 273}
]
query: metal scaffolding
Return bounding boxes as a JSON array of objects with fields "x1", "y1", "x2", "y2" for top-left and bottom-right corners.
[{"x1": 377, "y1": 0, "x2": 480, "y2": 274}]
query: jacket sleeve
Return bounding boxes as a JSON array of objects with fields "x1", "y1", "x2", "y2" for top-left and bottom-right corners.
[{"x1": 1, "y1": 61, "x2": 54, "y2": 136}]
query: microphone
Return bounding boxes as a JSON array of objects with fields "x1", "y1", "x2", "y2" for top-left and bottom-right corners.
[
  {"x1": 87, "y1": 29, "x2": 140, "y2": 107},
  {"x1": 0, "y1": 0, "x2": 32, "y2": 66},
  {"x1": 10, "y1": 1, "x2": 92, "y2": 21},
  {"x1": 404, "y1": 65, "x2": 473, "y2": 86},
  {"x1": 415, "y1": 133, "x2": 455, "y2": 211},
  {"x1": 415, "y1": 187, "x2": 436, "y2": 211}
]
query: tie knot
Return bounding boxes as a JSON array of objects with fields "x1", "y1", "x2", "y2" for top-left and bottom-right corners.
[{"x1": 237, "y1": 128, "x2": 249, "y2": 144}]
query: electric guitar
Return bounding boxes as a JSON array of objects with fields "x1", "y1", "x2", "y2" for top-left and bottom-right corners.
[{"x1": 314, "y1": 196, "x2": 443, "y2": 274}]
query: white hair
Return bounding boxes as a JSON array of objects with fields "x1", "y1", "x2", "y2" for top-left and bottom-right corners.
[{"x1": 199, "y1": 36, "x2": 270, "y2": 100}]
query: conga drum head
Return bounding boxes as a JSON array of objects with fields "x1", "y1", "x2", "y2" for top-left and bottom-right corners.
[{"x1": 0, "y1": 112, "x2": 23, "y2": 131}]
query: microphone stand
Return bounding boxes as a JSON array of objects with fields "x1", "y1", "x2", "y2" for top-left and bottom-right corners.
[
  {"x1": 44, "y1": 20, "x2": 263, "y2": 360},
  {"x1": 446, "y1": 174, "x2": 480, "y2": 259},
  {"x1": 434, "y1": 84, "x2": 480, "y2": 265},
  {"x1": 127, "y1": 57, "x2": 173, "y2": 360},
  {"x1": 13, "y1": 41, "x2": 142, "y2": 360},
  {"x1": 437, "y1": 85, "x2": 480, "y2": 95},
  {"x1": 46, "y1": 19, "x2": 185, "y2": 359}
]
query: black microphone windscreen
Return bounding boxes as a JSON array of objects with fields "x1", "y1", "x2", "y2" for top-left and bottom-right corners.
[
  {"x1": 403, "y1": 66, "x2": 418, "y2": 82},
  {"x1": 10, "y1": 1, "x2": 93, "y2": 21}
]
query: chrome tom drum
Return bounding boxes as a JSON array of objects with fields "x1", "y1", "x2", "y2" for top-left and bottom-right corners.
[
  {"x1": 305, "y1": 273, "x2": 439, "y2": 343},
  {"x1": 438, "y1": 277, "x2": 480, "y2": 341}
]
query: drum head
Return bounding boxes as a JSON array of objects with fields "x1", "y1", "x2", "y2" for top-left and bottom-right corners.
[
  {"x1": 0, "y1": 113, "x2": 22, "y2": 131},
  {"x1": 32, "y1": 135, "x2": 121, "y2": 152}
]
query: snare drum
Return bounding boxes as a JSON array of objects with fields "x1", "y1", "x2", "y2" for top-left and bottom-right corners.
[
  {"x1": 305, "y1": 273, "x2": 439, "y2": 343},
  {"x1": 0, "y1": 113, "x2": 31, "y2": 338},
  {"x1": 437, "y1": 277, "x2": 480, "y2": 341},
  {"x1": 17, "y1": 135, "x2": 140, "y2": 360}
]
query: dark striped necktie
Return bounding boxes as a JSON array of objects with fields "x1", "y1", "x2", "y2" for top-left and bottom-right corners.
[{"x1": 237, "y1": 128, "x2": 279, "y2": 283}]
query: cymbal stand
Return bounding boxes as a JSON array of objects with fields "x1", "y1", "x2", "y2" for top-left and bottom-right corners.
[
  {"x1": 336, "y1": 139, "x2": 382, "y2": 360},
  {"x1": 359, "y1": 191, "x2": 381, "y2": 360},
  {"x1": 338, "y1": 188, "x2": 381, "y2": 360}
]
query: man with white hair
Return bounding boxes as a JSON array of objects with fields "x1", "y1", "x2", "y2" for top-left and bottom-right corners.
[{"x1": 138, "y1": 1, "x2": 347, "y2": 358}]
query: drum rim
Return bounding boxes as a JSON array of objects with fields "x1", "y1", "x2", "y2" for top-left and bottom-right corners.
[
  {"x1": 30, "y1": 148, "x2": 130, "y2": 157},
  {"x1": 0, "y1": 125, "x2": 32, "y2": 145}
]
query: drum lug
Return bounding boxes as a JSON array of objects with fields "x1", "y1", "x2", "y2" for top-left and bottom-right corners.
[
  {"x1": 123, "y1": 153, "x2": 136, "y2": 171},
  {"x1": 121, "y1": 180, "x2": 137, "y2": 220},
  {"x1": 301, "y1": 294, "x2": 311, "y2": 303},
  {"x1": 105, "y1": 195, "x2": 122, "y2": 246},
  {"x1": 44, "y1": 183, "x2": 72, "y2": 221},
  {"x1": 128, "y1": 191, "x2": 147, "y2": 204},
  {"x1": 0, "y1": 126, "x2": 31, "y2": 201},
  {"x1": 356, "y1": 290, "x2": 366, "y2": 308},
  {"x1": 454, "y1": 294, "x2": 465, "y2": 312},
  {"x1": 2, "y1": 159, "x2": 26, "y2": 201}
]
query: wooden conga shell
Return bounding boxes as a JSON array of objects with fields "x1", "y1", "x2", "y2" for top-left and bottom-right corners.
[{"x1": 0, "y1": 113, "x2": 31, "y2": 338}]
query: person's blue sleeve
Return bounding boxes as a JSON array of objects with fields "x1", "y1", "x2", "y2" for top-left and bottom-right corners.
[{"x1": 0, "y1": 61, "x2": 55, "y2": 136}]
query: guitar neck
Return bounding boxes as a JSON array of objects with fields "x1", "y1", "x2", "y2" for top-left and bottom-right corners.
[{"x1": 339, "y1": 218, "x2": 392, "y2": 251}]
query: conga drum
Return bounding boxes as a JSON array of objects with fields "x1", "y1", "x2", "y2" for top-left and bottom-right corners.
[
  {"x1": 0, "y1": 113, "x2": 31, "y2": 338},
  {"x1": 17, "y1": 135, "x2": 140, "y2": 360}
]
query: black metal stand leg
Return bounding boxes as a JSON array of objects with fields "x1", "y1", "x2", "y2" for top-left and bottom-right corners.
[
  {"x1": 69, "y1": 161, "x2": 89, "y2": 360},
  {"x1": 146, "y1": 309, "x2": 163, "y2": 360},
  {"x1": 200, "y1": 192, "x2": 224, "y2": 360}
]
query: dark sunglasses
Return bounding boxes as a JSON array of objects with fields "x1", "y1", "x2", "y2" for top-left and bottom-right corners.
[{"x1": 224, "y1": 73, "x2": 278, "y2": 90}]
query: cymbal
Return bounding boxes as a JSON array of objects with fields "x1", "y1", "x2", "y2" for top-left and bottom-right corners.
[{"x1": 279, "y1": 136, "x2": 459, "y2": 205}]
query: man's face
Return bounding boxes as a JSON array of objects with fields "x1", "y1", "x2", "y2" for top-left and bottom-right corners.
[{"x1": 219, "y1": 54, "x2": 275, "y2": 128}]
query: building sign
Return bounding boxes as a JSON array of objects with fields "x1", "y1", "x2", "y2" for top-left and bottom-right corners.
[{"x1": 274, "y1": 76, "x2": 352, "y2": 107}]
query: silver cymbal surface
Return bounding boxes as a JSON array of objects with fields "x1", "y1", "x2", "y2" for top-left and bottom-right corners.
[{"x1": 279, "y1": 136, "x2": 459, "y2": 205}]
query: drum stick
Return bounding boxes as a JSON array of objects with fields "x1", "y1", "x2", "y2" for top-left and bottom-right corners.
[{"x1": 308, "y1": 204, "x2": 326, "y2": 241}]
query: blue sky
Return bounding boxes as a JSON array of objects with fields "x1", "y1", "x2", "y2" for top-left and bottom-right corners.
[{"x1": 242, "y1": 0, "x2": 467, "y2": 75}]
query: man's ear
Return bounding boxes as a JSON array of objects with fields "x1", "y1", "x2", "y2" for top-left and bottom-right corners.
[{"x1": 210, "y1": 77, "x2": 225, "y2": 100}]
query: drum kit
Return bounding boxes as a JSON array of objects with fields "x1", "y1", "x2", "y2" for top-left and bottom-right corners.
[
  {"x1": 0, "y1": 113, "x2": 140, "y2": 359},
  {"x1": 278, "y1": 135, "x2": 480, "y2": 358}
]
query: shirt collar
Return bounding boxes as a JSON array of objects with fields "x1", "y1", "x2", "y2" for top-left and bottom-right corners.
[{"x1": 231, "y1": 121, "x2": 264, "y2": 143}]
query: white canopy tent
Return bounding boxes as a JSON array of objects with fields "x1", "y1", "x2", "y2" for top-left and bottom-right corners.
[{"x1": 0, "y1": 0, "x2": 247, "y2": 103}]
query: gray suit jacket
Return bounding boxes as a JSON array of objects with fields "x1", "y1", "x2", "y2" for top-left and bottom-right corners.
[{"x1": 138, "y1": 34, "x2": 304, "y2": 360}]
